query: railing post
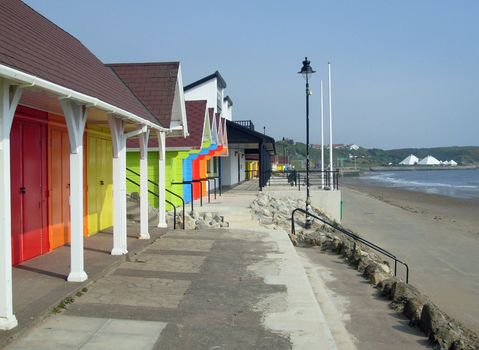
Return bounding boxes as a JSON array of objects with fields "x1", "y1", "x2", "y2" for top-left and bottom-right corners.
[{"x1": 190, "y1": 183, "x2": 194, "y2": 214}]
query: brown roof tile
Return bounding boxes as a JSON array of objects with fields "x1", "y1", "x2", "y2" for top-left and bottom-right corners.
[
  {"x1": 0, "y1": 0, "x2": 157, "y2": 124},
  {"x1": 127, "y1": 100, "x2": 207, "y2": 149},
  {"x1": 166, "y1": 100, "x2": 206, "y2": 148},
  {"x1": 107, "y1": 62, "x2": 179, "y2": 127}
]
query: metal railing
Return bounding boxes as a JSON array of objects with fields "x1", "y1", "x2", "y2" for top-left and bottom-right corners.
[
  {"x1": 125, "y1": 177, "x2": 178, "y2": 230},
  {"x1": 270, "y1": 169, "x2": 340, "y2": 190},
  {"x1": 233, "y1": 120, "x2": 255, "y2": 130},
  {"x1": 126, "y1": 168, "x2": 185, "y2": 229},
  {"x1": 291, "y1": 208, "x2": 409, "y2": 283}
]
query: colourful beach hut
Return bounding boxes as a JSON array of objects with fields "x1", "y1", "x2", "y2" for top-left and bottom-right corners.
[
  {"x1": 0, "y1": 0, "x2": 173, "y2": 329},
  {"x1": 108, "y1": 62, "x2": 189, "y2": 208}
]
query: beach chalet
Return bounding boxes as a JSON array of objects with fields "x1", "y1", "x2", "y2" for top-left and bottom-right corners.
[
  {"x1": 418, "y1": 155, "x2": 441, "y2": 165},
  {"x1": 183, "y1": 71, "x2": 273, "y2": 189},
  {"x1": 106, "y1": 62, "x2": 191, "y2": 208},
  {"x1": 399, "y1": 154, "x2": 419, "y2": 165},
  {"x1": 0, "y1": 0, "x2": 190, "y2": 329}
]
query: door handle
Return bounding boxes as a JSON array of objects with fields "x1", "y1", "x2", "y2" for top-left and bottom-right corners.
[
  {"x1": 100, "y1": 180, "x2": 104, "y2": 186},
  {"x1": 20, "y1": 187, "x2": 26, "y2": 194}
]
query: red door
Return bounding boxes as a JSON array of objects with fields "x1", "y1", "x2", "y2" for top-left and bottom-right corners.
[
  {"x1": 10, "y1": 117, "x2": 48, "y2": 265},
  {"x1": 192, "y1": 159, "x2": 200, "y2": 199}
]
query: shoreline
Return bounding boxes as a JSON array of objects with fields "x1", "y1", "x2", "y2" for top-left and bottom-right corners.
[
  {"x1": 341, "y1": 178, "x2": 479, "y2": 236},
  {"x1": 338, "y1": 180, "x2": 479, "y2": 332}
]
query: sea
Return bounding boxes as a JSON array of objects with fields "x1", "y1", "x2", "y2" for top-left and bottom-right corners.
[{"x1": 359, "y1": 168, "x2": 479, "y2": 199}]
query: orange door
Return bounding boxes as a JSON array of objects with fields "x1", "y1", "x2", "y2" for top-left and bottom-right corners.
[{"x1": 48, "y1": 127, "x2": 71, "y2": 250}]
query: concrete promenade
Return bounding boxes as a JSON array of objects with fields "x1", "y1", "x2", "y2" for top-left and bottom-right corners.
[{"x1": 4, "y1": 184, "x2": 338, "y2": 349}]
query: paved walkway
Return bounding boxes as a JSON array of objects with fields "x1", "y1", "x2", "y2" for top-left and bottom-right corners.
[
  {"x1": 0, "y1": 223, "x2": 167, "y2": 348},
  {"x1": 5, "y1": 184, "x2": 339, "y2": 350}
]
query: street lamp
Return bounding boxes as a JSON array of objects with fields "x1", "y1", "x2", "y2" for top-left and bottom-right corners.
[
  {"x1": 282, "y1": 137, "x2": 286, "y2": 165},
  {"x1": 298, "y1": 57, "x2": 315, "y2": 228}
]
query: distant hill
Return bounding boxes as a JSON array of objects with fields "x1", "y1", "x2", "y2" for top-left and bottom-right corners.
[{"x1": 275, "y1": 139, "x2": 479, "y2": 168}]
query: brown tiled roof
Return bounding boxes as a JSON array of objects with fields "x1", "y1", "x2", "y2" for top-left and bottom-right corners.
[
  {"x1": 0, "y1": 0, "x2": 156, "y2": 124},
  {"x1": 166, "y1": 100, "x2": 206, "y2": 148},
  {"x1": 108, "y1": 62, "x2": 179, "y2": 128},
  {"x1": 127, "y1": 100, "x2": 207, "y2": 149}
]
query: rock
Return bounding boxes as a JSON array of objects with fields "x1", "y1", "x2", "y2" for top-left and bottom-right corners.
[
  {"x1": 377, "y1": 277, "x2": 397, "y2": 298},
  {"x1": 403, "y1": 296, "x2": 428, "y2": 324},
  {"x1": 130, "y1": 192, "x2": 140, "y2": 201},
  {"x1": 261, "y1": 208, "x2": 272, "y2": 217},
  {"x1": 184, "y1": 215, "x2": 196, "y2": 230},
  {"x1": 213, "y1": 214, "x2": 222, "y2": 223},
  {"x1": 419, "y1": 303, "x2": 446, "y2": 338},
  {"x1": 195, "y1": 220, "x2": 209, "y2": 230},
  {"x1": 203, "y1": 212, "x2": 213, "y2": 222},
  {"x1": 192, "y1": 211, "x2": 200, "y2": 220},
  {"x1": 390, "y1": 281, "x2": 423, "y2": 312}
]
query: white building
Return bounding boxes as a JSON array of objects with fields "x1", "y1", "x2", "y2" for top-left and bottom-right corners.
[
  {"x1": 184, "y1": 71, "x2": 232, "y2": 121},
  {"x1": 399, "y1": 154, "x2": 419, "y2": 165},
  {"x1": 418, "y1": 155, "x2": 441, "y2": 165}
]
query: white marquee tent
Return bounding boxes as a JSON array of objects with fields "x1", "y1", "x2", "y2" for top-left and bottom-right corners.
[
  {"x1": 399, "y1": 154, "x2": 419, "y2": 165},
  {"x1": 418, "y1": 155, "x2": 441, "y2": 165}
]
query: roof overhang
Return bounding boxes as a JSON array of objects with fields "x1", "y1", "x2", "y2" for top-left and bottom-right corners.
[
  {"x1": 226, "y1": 120, "x2": 276, "y2": 156},
  {"x1": 0, "y1": 64, "x2": 167, "y2": 131},
  {"x1": 168, "y1": 63, "x2": 188, "y2": 138}
]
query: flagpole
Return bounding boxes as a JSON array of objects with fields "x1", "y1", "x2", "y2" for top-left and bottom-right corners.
[
  {"x1": 328, "y1": 61, "x2": 334, "y2": 188},
  {"x1": 320, "y1": 79, "x2": 325, "y2": 189}
]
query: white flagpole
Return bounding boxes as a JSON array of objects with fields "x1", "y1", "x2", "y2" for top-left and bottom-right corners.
[
  {"x1": 320, "y1": 79, "x2": 325, "y2": 189},
  {"x1": 328, "y1": 61, "x2": 334, "y2": 188}
]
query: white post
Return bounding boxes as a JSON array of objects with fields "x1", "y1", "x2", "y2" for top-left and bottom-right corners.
[
  {"x1": 108, "y1": 117, "x2": 128, "y2": 255},
  {"x1": 157, "y1": 130, "x2": 167, "y2": 228},
  {"x1": 328, "y1": 62, "x2": 334, "y2": 188},
  {"x1": 60, "y1": 99, "x2": 88, "y2": 282},
  {"x1": 139, "y1": 128, "x2": 150, "y2": 239},
  {"x1": 320, "y1": 79, "x2": 325, "y2": 189},
  {"x1": 0, "y1": 79, "x2": 21, "y2": 330}
]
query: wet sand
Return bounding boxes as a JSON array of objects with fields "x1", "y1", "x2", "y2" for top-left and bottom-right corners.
[
  {"x1": 339, "y1": 179, "x2": 479, "y2": 333},
  {"x1": 342, "y1": 178, "x2": 479, "y2": 236}
]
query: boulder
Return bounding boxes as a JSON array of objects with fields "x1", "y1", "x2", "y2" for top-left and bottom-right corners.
[
  {"x1": 403, "y1": 296, "x2": 428, "y2": 324},
  {"x1": 184, "y1": 215, "x2": 197, "y2": 230},
  {"x1": 377, "y1": 277, "x2": 398, "y2": 298}
]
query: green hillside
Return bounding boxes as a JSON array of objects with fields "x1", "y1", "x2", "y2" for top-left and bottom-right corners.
[{"x1": 275, "y1": 139, "x2": 479, "y2": 168}]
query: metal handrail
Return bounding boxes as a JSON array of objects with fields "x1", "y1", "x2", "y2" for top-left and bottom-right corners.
[
  {"x1": 126, "y1": 168, "x2": 185, "y2": 229},
  {"x1": 291, "y1": 208, "x2": 409, "y2": 283},
  {"x1": 125, "y1": 177, "x2": 177, "y2": 230}
]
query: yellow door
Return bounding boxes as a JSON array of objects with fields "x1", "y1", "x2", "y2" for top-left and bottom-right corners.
[{"x1": 87, "y1": 133, "x2": 113, "y2": 235}]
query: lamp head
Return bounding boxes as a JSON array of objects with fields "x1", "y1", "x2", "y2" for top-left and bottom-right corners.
[{"x1": 298, "y1": 57, "x2": 316, "y2": 80}]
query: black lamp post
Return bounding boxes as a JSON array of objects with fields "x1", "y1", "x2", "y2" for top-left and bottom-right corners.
[
  {"x1": 282, "y1": 137, "x2": 286, "y2": 165},
  {"x1": 299, "y1": 57, "x2": 315, "y2": 228}
]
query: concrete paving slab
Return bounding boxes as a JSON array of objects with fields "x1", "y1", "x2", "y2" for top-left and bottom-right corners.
[
  {"x1": 6, "y1": 316, "x2": 166, "y2": 350},
  {"x1": 149, "y1": 237, "x2": 214, "y2": 252},
  {"x1": 0, "y1": 224, "x2": 166, "y2": 348},
  {"x1": 122, "y1": 254, "x2": 206, "y2": 273},
  {"x1": 76, "y1": 275, "x2": 190, "y2": 308}
]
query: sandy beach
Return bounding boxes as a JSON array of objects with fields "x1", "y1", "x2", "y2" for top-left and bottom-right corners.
[
  {"x1": 339, "y1": 178, "x2": 479, "y2": 333},
  {"x1": 342, "y1": 178, "x2": 479, "y2": 236}
]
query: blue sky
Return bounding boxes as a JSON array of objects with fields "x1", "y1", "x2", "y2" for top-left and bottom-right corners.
[{"x1": 25, "y1": 0, "x2": 479, "y2": 149}]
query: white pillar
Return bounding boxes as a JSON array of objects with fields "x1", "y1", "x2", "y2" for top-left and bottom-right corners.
[
  {"x1": 108, "y1": 117, "x2": 128, "y2": 255},
  {"x1": 0, "y1": 79, "x2": 21, "y2": 330},
  {"x1": 60, "y1": 99, "x2": 88, "y2": 283},
  {"x1": 138, "y1": 128, "x2": 150, "y2": 239},
  {"x1": 320, "y1": 79, "x2": 325, "y2": 189},
  {"x1": 328, "y1": 62, "x2": 334, "y2": 187},
  {"x1": 157, "y1": 131, "x2": 167, "y2": 228}
]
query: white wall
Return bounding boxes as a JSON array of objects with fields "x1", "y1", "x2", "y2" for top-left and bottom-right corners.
[
  {"x1": 185, "y1": 79, "x2": 217, "y2": 114},
  {"x1": 220, "y1": 148, "x2": 245, "y2": 186}
]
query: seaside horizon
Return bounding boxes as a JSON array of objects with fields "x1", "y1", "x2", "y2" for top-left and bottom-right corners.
[{"x1": 352, "y1": 168, "x2": 479, "y2": 200}]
